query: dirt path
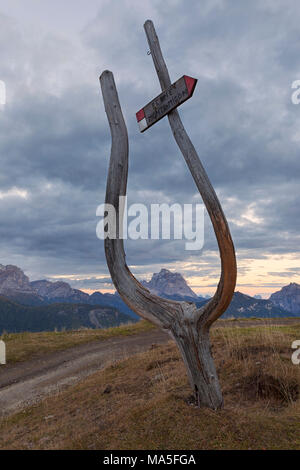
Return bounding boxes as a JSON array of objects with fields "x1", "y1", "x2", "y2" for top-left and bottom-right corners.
[
  {"x1": 0, "y1": 329, "x2": 170, "y2": 416},
  {"x1": 0, "y1": 318, "x2": 299, "y2": 417}
]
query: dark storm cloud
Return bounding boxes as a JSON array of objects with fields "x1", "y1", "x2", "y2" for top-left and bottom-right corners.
[{"x1": 0, "y1": 1, "x2": 299, "y2": 289}]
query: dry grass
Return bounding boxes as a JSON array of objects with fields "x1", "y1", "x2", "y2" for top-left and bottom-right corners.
[
  {"x1": 1, "y1": 316, "x2": 294, "y2": 365},
  {"x1": 0, "y1": 323, "x2": 299, "y2": 450},
  {"x1": 215, "y1": 325, "x2": 300, "y2": 407},
  {"x1": 0, "y1": 320, "x2": 154, "y2": 363}
]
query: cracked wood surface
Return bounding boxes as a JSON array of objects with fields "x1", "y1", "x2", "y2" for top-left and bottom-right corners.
[{"x1": 99, "y1": 20, "x2": 237, "y2": 408}]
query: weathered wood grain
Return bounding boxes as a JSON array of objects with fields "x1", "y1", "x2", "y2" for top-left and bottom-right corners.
[
  {"x1": 144, "y1": 20, "x2": 237, "y2": 329},
  {"x1": 99, "y1": 21, "x2": 237, "y2": 409},
  {"x1": 100, "y1": 71, "x2": 187, "y2": 330},
  {"x1": 136, "y1": 75, "x2": 197, "y2": 132}
]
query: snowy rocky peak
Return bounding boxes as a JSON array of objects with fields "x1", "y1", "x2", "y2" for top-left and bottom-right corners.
[
  {"x1": 30, "y1": 279, "x2": 89, "y2": 302},
  {"x1": 142, "y1": 268, "x2": 198, "y2": 299},
  {"x1": 270, "y1": 283, "x2": 300, "y2": 314},
  {"x1": 0, "y1": 264, "x2": 33, "y2": 294}
]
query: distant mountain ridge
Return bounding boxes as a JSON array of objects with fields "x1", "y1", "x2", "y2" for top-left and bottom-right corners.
[
  {"x1": 0, "y1": 264, "x2": 32, "y2": 293},
  {"x1": 0, "y1": 264, "x2": 298, "y2": 333},
  {"x1": 30, "y1": 279, "x2": 89, "y2": 304},
  {"x1": 0, "y1": 264, "x2": 137, "y2": 332},
  {"x1": 222, "y1": 292, "x2": 292, "y2": 319},
  {"x1": 269, "y1": 283, "x2": 300, "y2": 314},
  {"x1": 142, "y1": 268, "x2": 199, "y2": 299},
  {"x1": 0, "y1": 295, "x2": 133, "y2": 334}
]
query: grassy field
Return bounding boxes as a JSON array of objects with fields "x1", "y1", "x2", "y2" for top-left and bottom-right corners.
[
  {"x1": 0, "y1": 320, "x2": 154, "y2": 363},
  {"x1": 1, "y1": 316, "x2": 297, "y2": 364},
  {"x1": 0, "y1": 322, "x2": 299, "y2": 450}
]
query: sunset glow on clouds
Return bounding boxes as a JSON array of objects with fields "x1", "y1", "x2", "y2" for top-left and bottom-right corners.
[{"x1": 0, "y1": 1, "x2": 299, "y2": 298}]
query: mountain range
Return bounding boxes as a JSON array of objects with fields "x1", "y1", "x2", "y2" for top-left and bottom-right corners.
[
  {"x1": 0, "y1": 264, "x2": 299, "y2": 333},
  {"x1": 142, "y1": 268, "x2": 199, "y2": 300},
  {"x1": 0, "y1": 296, "x2": 131, "y2": 333},
  {"x1": 269, "y1": 283, "x2": 300, "y2": 314}
]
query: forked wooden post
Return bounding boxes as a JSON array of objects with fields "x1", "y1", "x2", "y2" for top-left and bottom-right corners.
[{"x1": 99, "y1": 20, "x2": 237, "y2": 410}]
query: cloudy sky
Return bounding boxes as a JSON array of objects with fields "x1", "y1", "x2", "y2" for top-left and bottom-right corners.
[{"x1": 0, "y1": 0, "x2": 299, "y2": 298}]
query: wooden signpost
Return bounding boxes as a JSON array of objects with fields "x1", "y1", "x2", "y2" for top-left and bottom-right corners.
[
  {"x1": 136, "y1": 75, "x2": 197, "y2": 132},
  {"x1": 100, "y1": 20, "x2": 237, "y2": 410}
]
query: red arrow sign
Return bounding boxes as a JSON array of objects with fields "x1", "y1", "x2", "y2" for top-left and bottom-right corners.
[{"x1": 136, "y1": 75, "x2": 197, "y2": 132}]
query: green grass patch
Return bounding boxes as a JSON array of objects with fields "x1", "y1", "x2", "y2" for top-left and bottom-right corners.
[{"x1": 0, "y1": 320, "x2": 155, "y2": 363}]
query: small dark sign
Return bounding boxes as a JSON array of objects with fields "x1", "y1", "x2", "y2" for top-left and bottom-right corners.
[{"x1": 136, "y1": 75, "x2": 197, "y2": 132}]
